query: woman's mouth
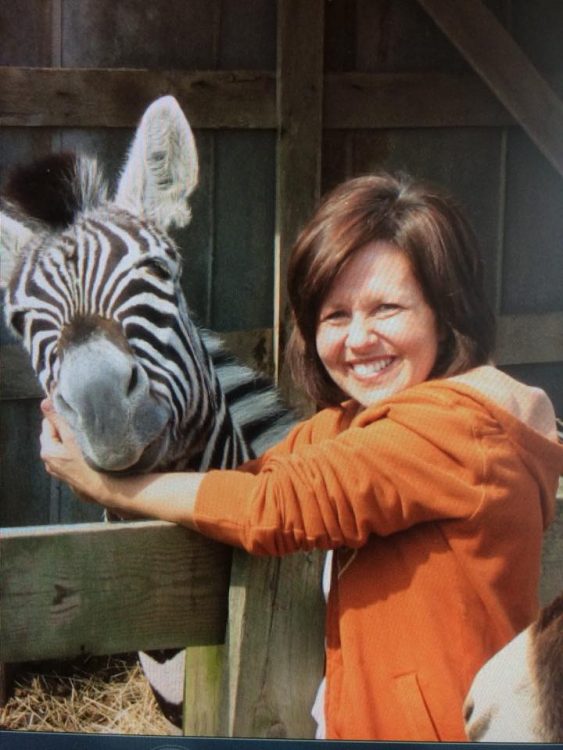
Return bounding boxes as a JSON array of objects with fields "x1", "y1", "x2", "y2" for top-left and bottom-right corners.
[{"x1": 349, "y1": 356, "x2": 396, "y2": 380}]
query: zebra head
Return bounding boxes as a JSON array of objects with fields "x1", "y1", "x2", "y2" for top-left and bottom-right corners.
[{"x1": 0, "y1": 96, "x2": 216, "y2": 473}]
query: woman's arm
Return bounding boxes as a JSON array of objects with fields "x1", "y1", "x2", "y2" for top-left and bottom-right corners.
[{"x1": 40, "y1": 399, "x2": 203, "y2": 529}]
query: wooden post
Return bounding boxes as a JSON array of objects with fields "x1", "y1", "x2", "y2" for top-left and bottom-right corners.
[
  {"x1": 416, "y1": 0, "x2": 563, "y2": 178},
  {"x1": 183, "y1": 644, "x2": 225, "y2": 735},
  {"x1": 214, "y1": 0, "x2": 327, "y2": 739},
  {"x1": 274, "y1": 0, "x2": 325, "y2": 411}
]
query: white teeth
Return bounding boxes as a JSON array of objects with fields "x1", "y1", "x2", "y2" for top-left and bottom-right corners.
[{"x1": 351, "y1": 358, "x2": 394, "y2": 377}]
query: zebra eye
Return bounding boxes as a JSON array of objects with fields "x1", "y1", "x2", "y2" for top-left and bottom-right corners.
[
  {"x1": 141, "y1": 259, "x2": 172, "y2": 281},
  {"x1": 9, "y1": 309, "x2": 27, "y2": 337}
]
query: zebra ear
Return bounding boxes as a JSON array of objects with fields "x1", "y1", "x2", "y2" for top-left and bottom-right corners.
[
  {"x1": 114, "y1": 96, "x2": 199, "y2": 231},
  {"x1": 0, "y1": 211, "x2": 33, "y2": 288}
]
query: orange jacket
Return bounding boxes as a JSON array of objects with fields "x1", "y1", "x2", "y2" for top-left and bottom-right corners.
[{"x1": 194, "y1": 369, "x2": 563, "y2": 740}]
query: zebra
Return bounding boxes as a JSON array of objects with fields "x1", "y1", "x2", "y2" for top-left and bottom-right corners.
[{"x1": 0, "y1": 95, "x2": 297, "y2": 728}]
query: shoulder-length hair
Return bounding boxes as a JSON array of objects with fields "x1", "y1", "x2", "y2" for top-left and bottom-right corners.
[{"x1": 286, "y1": 173, "x2": 496, "y2": 406}]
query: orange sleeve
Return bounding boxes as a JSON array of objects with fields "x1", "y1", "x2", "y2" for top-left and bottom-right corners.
[
  {"x1": 234, "y1": 402, "x2": 356, "y2": 473},
  {"x1": 194, "y1": 392, "x2": 494, "y2": 555}
]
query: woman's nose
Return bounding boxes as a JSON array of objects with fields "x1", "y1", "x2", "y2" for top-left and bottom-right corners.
[{"x1": 346, "y1": 315, "x2": 376, "y2": 349}]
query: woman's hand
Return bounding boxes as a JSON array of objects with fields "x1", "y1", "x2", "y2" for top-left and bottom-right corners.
[
  {"x1": 39, "y1": 398, "x2": 106, "y2": 505},
  {"x1": 39, "y1": 398, "x2": 202, "y2": 527}
]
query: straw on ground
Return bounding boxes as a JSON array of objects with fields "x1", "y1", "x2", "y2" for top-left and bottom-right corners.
[{"x1": 0, "y1": 655, "x2": 176, "y2": 735}]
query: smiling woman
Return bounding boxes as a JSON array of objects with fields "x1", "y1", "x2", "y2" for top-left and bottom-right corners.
[
  {"x1": 38, "y1": 171, "x2": 563, "y2": 741},
  {"x1": 315, "y1": 241, "x2": 439, "y2": 406},
  {"x1": 285, "y1": 173, "x2": 496, "y2": 408}
]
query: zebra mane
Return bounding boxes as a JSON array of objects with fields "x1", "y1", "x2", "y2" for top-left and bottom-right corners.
[
  {"x1": 201, "y1": 330, "x2": 297, "y2": 456},
  {"x1": 3, "y1": 153, "x2": 108, "y2": 229}
]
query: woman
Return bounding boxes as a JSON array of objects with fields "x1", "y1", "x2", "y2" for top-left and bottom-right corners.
[{"x1": 40, "y1": 173, "x2": 563, "y2": 741}]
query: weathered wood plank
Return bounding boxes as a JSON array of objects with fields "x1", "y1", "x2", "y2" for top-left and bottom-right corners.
[
  {"x1": 221, "y1": 549, "x2": 326, "y2": 738},
  {"x1": 183, "y1": 644, "x2": 225, "y2": 736},
  {"x1": 274, "y1": 0, "x2": 324, "y2": 404},
  {"x1": 0, "y1": 1, "x2": 56, "y2": 66},
  {"x1": 5, "y1": 67, "x2": 563, "y2": 130},
  {"x1": 0, "y1": 521, "x2": 231, "y2": 662},
  {"x1": 324, "y1": 72, "x2": 514, "y2": 128},
  {"x1": 0, "y1": 399, "x2": 95, "y2": 528},
  {"x1": 211, "y1": 132, "x2": 276, "y2": 331},
  {"x1": 495, "y1": 312, "x2": 563, "y2": 366},
  {"x1": 417, "y1": 0, "x2": 563, "y2": 177},
  {"x1": 60, "y1": 0, "x2": 221, "y2": 70},
  {"x1": 501, "y1": 129, "x2": 563, "y2": 315},
  {"x1": 0, "y1": 67, "x2": 276, "y2": 129},
  {"x1": 0, "y1": 344, "x2": 43, "y2": 400}
]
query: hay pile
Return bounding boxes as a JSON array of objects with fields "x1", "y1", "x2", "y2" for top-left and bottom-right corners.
[{"x1": 0, "y1": 655, "x2": 176, "y2": 735}]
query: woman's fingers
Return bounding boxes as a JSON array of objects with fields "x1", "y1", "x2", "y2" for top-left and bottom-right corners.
[
  {"x1": 39, "y1": 400, "x2": 83, "y2": 483},
  {"x1": 38, "y1": 399, "x2": 129, "y2": 514},
  {"x1": 40, "y1": 415, "x2": 64, "y2": 461},
  {"x1": 41, "y1": 398, "x2": 76, "y2": 444}
]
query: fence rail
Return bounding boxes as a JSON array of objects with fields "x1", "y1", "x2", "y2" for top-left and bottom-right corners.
[
  {"x1": 0, "y1": 520, "x2": 231, "y2": 663},
  {"x1": 2, "y1": 479, "x2": 562, "y2": 666}
]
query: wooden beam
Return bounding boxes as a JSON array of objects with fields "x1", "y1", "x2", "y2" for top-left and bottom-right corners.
[
  {"x1": 274, "y1": 0, "x2": 324, "y2": 405},
  {"x1": 324, "y1": 71, "x2": 514, "y2": 128},
  {"x1": 0, "y1": 521, "x2": 230, "y2": 662},
  {"x1": 0, "y1": 67, "x2": 276, "y2": 129},
  {"x1": 5, "y1": 66, "x2": 563, "y2": 131},
  {"x1": 417, "y1": 0, "x2": 563, "y2": 178}
]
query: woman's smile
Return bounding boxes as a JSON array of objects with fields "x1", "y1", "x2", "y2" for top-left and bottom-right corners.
[
  {"x1": 316, "y1": 241, "x2": 440, "y2": 407},
  {"x1": 347, "y1": 355, "x2": 397, "y2": 381}
]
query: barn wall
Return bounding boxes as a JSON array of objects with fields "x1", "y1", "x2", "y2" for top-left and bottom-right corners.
[{"x1": 1, "y1": 0, "x2": 562, "y2": 528}]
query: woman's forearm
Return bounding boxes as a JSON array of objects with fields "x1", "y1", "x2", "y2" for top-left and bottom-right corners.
[{"x1": 93, "y1": 471, "x2": 204, "y2": 529}]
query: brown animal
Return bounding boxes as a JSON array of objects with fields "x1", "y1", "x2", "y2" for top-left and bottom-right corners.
[{"x1": 464, "y1": 592, "x2": 563, "y2": 742}]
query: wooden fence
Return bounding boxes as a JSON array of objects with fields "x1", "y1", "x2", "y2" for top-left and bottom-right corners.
[
  {"x1": 0, "y1": 519, "x2": 325, "y2": 737},
  {"x1": 1, "y1": 477, "x2": 562, "y2": 736}
]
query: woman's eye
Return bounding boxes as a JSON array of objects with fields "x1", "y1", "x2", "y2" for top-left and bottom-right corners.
[
  {"x1": 373, "y1": 303, "x2": 400, "y2": 315},
  {"x1": 322, "y1": 309, "x2": 347, "y2": 323}
]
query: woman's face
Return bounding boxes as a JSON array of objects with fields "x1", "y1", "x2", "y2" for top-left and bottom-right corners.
[{"x1": 316, "y1": 241, "x2": 440, "y2": 407}]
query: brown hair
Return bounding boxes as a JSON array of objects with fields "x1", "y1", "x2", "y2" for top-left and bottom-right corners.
[
  {"x1": 286, "y1": 173, "x2": 495, "y2": 406},
  {"x1": 531, "y1": 593, "x2": 563, "y2": 742}
]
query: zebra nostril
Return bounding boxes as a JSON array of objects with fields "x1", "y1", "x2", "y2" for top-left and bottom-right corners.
[{"x1": 127, "y1": 365, "x2": 139, "y2": 396}]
